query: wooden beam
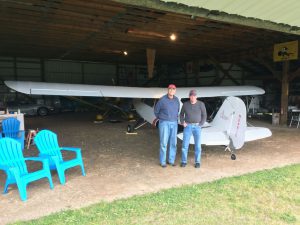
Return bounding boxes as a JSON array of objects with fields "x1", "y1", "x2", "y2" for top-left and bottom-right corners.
[
  {"x1": 209, "y1": 57, "x2": 240, "y2": 85},
  {"x1": 252, "y1": 56, "x2": 282, "y2": 81},
  {"x1": 280, "y1": 61, "x2": 289, "y2": 126},
  {"x1": 146, "y1": 48, "x2": 156, "y2": 79}
]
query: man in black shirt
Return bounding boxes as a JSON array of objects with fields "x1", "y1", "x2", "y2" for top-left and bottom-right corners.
[{"x1": 179, "y1": 90, "x2": 207, "y2": 168}]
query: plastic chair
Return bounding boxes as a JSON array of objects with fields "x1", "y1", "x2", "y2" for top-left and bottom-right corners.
[
  {"x1": 289, "y1": 113, "x2": 300, "y2": 128},
  {"x1": 0, "y1": 138, "x2": 53, "y2": 201},
  {"x1": 2, "y1": 117, "x2": 25, "y2": 149},
  {"x1": 34, "y1": 130, "x2": 86, "y2": 185}
]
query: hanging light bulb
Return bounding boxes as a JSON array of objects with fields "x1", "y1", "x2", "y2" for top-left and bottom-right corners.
[{"x1": 170, "y1": 33, "x2": 177, "y2": 41}]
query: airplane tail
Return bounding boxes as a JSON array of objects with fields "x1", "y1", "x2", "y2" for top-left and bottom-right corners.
[
  {"x1": 177, "y1": 96, "x2": 271, "y2": 149},
  {"x1": 211, "y1": 96, "x2": 247, "y2": 149}
]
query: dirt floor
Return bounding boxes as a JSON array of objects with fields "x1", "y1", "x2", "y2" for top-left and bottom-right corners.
[{"x1": 0, "y1": 112, "x2": 299, "y2": 225}]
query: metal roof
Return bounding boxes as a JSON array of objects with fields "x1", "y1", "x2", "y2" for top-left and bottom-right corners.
[{"x1": 162, "y1": 0, "x2": 300, "y2": 28}]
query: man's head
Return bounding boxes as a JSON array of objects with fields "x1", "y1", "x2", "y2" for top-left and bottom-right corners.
[
  {"x1": 189, "y1": 89, "x2": 197, "y2": 97},
  {"x1": 189, "y1": 89, "x2": 197, "y2": 103},
  {"x1": 167, "y1": 84, "x2": 176, "y2": 98}
]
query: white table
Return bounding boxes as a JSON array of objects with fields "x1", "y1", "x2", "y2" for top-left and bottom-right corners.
[{"x1": 0, "y1": 113, "x2": 25, "y2": 130}]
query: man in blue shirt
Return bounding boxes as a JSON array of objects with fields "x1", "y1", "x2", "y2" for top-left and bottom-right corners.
[{"x1": 154, "y1": 84, "x2": 180, "y2": 167}]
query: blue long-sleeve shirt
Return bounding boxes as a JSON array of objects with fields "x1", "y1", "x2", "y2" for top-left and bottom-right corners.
[{"x1": 154, "y1": 94, "x2": 180, "y2": 121}]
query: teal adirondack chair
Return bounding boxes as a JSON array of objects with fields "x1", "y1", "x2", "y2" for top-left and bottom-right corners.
[
  {"x1": 2, "y1": 117, "x2": 25, "y2": 149},
  {"x1": 0, "y1": 138, "x2": 53, "y2": 201},
  {"x1": 34, "y1": 130, "x2": 86, "y2": 185}
]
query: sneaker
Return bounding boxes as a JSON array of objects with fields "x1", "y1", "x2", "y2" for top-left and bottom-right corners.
[
  {"x1": 167, "y1": 162, "x2": 176, "y2": 167},
  {"x1": 161, "y1": 164, "x2": 167, "y2": 168},
  {"x1": 195, "y1": 163, "x2": 200, "y2": 168},
  {"x1": 180, "y1": 163, "x2": 186, "y2": 167}
]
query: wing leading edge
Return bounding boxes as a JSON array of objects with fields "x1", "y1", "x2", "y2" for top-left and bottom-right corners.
[{"x1": 5, "y1": 81, "x2": 265, "y2": 99}]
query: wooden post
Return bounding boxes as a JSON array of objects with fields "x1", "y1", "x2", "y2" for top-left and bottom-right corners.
[
  {"x1": 280, "y1": 61, "x2": 289, "y2": 125},
  {"x1": 146, "y1": 48, "x2": 155, "y2": 79}
]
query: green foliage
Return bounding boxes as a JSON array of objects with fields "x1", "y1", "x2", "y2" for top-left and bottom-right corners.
[{"x1": 13, "y1": 164, "x2": 300, "y2": 225}]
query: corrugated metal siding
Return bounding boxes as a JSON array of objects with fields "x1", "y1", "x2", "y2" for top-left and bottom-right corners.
[
  {"x1": 84, "y1": 63, "x2": 116, "y2": 85},
  {"x1": 0, "y1": 58, "x2": 118, "y2": 85},
  {"x1": 162, "y1": 0, "x2": 300, "y2": 27},
  {"x1": 45, "y1": 61, "x2": 82, "y2": 83}
]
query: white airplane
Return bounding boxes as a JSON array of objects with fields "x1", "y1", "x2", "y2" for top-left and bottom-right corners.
[{"x1": 5, "y1": 81, "x2": 272, "y2": 160}]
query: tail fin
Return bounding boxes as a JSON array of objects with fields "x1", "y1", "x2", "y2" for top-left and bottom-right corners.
[{"x1": 211, "y1": 97, "x2": 246, "y2": 149}]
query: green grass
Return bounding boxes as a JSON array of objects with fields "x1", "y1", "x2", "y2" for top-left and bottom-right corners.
[{"x1": 13, "y1": 164, "x2": 300, "y2": 225}]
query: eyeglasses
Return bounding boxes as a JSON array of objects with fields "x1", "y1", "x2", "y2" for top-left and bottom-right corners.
[{"x1": 168, "y1": 88, "x2": 176, "y2": 90}]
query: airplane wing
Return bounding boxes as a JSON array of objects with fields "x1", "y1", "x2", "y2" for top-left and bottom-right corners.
[{"x1": 4, "y1": 81, "x2": 265, "y2": 99}]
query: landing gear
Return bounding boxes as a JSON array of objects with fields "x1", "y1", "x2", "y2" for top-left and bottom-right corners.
[
  {"x1": 231, "y1": 154, "x2": 236, "y2": 160},
  {"x1": 225, "y1": 146, "x2": 237, "y2": 160},
  {"x1": 37, "y1": 107, "x2": 48, "y2": 116},
  {"x1": 126, "y1": 118, "x2": 148, "y2": 133},
  {"x1": 127, "y1": 124, "x2": 134, "y2": 133}
]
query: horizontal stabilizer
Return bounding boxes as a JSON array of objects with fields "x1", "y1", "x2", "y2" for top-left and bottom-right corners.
[
  {"x1": 177, "y1": 127, "x2": 230, "y2": 145},
  {"x1": 245, "y1": 127, "x2": 272, "y2": 141},
  {"x1": 177, "y1": 126, "x2": 272, "y2": 145}
]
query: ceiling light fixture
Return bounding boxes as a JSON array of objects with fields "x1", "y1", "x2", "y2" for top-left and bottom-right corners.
[
  {"x1": 123, "y1": 51, "x2": 128, "y2": 56},
  {"x1": 170, "y1": 33, "x2": 177, "y2": 41}
]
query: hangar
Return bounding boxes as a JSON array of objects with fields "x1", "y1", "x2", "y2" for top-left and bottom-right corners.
[
  {"x1": 0, "y1": 1, "x2": 300, "y2": 223},
  {"x1": 1, "y1": 0, "x2": 300, "y2": 123}
]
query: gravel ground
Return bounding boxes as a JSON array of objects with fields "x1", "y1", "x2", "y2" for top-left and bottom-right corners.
[{"x1": 0, "y1": 112, "x2": 299, "y2": 225}]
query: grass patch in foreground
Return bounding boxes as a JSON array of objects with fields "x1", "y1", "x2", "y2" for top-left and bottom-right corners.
[{"x1": 13, "y1": 164, "x2": 300, "y2": 225}]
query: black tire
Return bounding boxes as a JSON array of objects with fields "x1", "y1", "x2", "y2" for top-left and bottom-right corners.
[
  {"x1": 231, "y1": 154, "x2": 236, "y2": 160},
  {"x1": 127, "y1": 124, "x2": 133, "y2": 133},
  {"x1": 37, "y1": 107, "x2": 48, "y2": 116}
]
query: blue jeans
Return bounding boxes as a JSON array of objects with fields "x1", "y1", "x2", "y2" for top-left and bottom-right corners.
[
  {"x1": 158, "y1": 120, "x2": 178, "y2": 165},
  {"x1": 181, "y1": 124, "x2": 202, "y2": 164}
]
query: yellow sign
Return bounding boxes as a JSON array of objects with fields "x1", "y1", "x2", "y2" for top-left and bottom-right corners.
[{"x1": 273, "y1": 40, "x2": 298, "y2": 62}]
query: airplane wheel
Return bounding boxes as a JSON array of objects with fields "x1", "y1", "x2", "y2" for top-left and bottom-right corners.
[
  {"x1": 127, "y1": 124, "x2": 133, "y2": 133},
  {"x1": 37, "y1": 107, "x2": 48, "y2": 116},
  {"x1": 231, "y1": 154, "x2": 236, "y2": 160}
]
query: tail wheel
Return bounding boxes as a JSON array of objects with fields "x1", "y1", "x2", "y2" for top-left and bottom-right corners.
[
  {"x1": 231, "y1": 154, "x2": 236, "y2": 160},
  {"x1": 127, "y1": 124, "x2": 133, "y2": 133},
  {"x1": 37, "y1": 107, "x2": 48, "y2": 116}
]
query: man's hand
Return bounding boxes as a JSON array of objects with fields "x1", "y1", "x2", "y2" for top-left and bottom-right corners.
[
  {"x1": 183, "y1": 121, "x2": 187, "y2": 127},
  {"x1": 152, "y1": 118, "x2": 159, "y2": 127}
]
